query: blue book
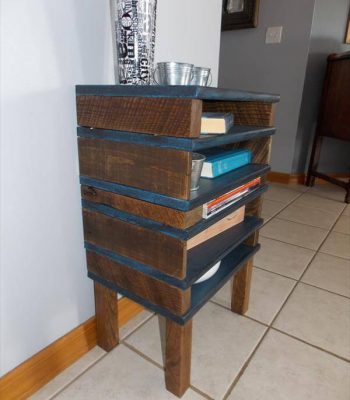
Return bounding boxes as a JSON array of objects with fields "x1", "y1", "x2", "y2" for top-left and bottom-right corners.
[{"x1": 200, "y1": 149, "x2": 252, "y2": 178}]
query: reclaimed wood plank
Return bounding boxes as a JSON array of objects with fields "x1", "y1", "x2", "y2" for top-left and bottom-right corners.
[
  {"x1": 83, "y1": 209, "x2": 187, "y2": 279},
  {"x1": 77, "y1": 96, "x2": 202, "y2": 137},
  {"x1": 81, "y1": 186, "x2": 203, "y2": 229},
  {"x1": 78, "y1": 138, "x2": 191, "y2": 199},
  {"x1": 87, "y1": 251, "x2": 190, "y2": 316},
  {"x1": 76, "y1": 85, "x2": 280, "y2": 103},
  {"x1": 94, "y1": 282, "x2": 119, "y2": 351}
]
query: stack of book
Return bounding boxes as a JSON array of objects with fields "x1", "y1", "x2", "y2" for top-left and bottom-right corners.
[
  {"x1": 200, "y1": 112, "x2": 234, "y2": 134},
  {"x1": 203, "y1": 177, "x2": 261, "y2": 219}
]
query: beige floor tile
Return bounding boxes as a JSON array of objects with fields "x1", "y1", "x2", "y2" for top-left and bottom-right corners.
[
  {"x1": 264, "y1": 185, "x2": 301, "y2": 203},
  {"x1": 227, "y1": 330, "x2": 350, "y2": 400},
  {"x1": 333, "y1": 215, "x2": 350, "y2": 235},
  {"x1": 261, "y1": 218, "x2": 328, "y2": 250},
  {"x1": 293, "y1": 193, "x2": 345, "y2": 214},
  {"x1": 308, "y1": 183, "x2": 347, "y2": 202},
  {"x1": 55, "y1": 344, "x2": 203, "y2": 400},
  {"x1": 254, "y1": 237, "x2": 315, "y2": 279},
  {"x1": 343, "y1": 205, "x2": 350, "y2": 217},
  {"x1": 278, "y1": 204, "x2": 339, "y2": 229},
  {"x1": 261, "y1": 199, "x2": 285, "y2": 221},
  {"x1": 212, "y1": 268, "x2": 296, "y2": 325},
  {"x1": 302, "y1": 253, "x2": 350, "y2": 297},
  {"x1": 273, "y1": 283, "x2": 350, "y2": 359},
  {"x1": 320, "y1": 231, "x2": 350, "y2": 260},
  {"x1": 125, "y1": 303, "x2": 266, "y2": 400},
  {"x1": 120, "y1": 310, "x2": 154, "y2": 340},
  {"x1": 30, "y1": 347, "x2": 106, "y2": 400}
]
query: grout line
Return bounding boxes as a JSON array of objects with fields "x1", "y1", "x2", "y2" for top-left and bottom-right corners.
[
  {"x1": 121, "y1": 312, "x2": 155, "y2": 341},
  {"x1": 50, "y1": 350, "x2": 109, "y2": 399},
  {"x1": 271, "y1": 328, "x2": 350, "y2": 363},
  {"x1": 297, "y1": 281, "x2": 350, "y2": 300},
  {"x1": 318, "y1": 249, "x2": 350, "y2": 262},
  {"x1": 222, "y1": 189, "x2": 348, "y2": 399},
  {"x1": 253, "y1": 265, "x2": 298, "y2": 281},
  {"x1": 190, "y1": 385, "x2": 214, "y2": 400},
  {"x1": 122, "y1": 341, "x2": 165, "y2": 370}
]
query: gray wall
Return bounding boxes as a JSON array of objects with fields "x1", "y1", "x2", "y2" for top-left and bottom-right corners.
[
  {"x1": 219, "y1": 0, "x2": 316, "y2": 173},
  {"x1": 293, "y1": 0, "x2": 350, "y2": 173}
]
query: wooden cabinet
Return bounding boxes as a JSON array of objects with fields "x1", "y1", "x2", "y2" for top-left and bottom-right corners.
[{"x1": 76, "y1": 85, "x2": 279, "y2": 397}]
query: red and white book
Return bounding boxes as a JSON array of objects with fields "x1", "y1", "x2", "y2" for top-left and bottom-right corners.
[{"x1": 203, "y1": 177, "x2": 261, "y2": 219}]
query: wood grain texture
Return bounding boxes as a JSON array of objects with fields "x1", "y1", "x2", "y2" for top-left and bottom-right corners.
[
  {"x1": 186, "y1": 206, "x2": 245, "y2": 250},
  {"x1": 83, "y1": 209, "x2": 187, "y2": 279},
  {"x1": 81, "y1": 186, "x2": 203, "y2": 229},
  {"x1": 87, "y1": 251, "x2": 191, "y2": 316},
  {"x1": 165, "y1": 319, "x2": 192, "y2": 397},
  {"x1": 203, "y1": 101, "x2": 276, "y2": 127},
  {"x1": 0, "y1": 298, "x2": 143, "y2": 400},
  {"x1": 77, "y1": 96, "x2": 202, "y2": 137},
  {"x1": 94, "y1": 282, "x2": 119, "y2": 351},
  {"x1": 78, "y1": 138, "x2": 191, "y2": 199}
]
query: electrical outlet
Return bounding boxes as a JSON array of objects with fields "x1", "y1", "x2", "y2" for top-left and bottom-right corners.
[{"x1": 266, "y1": 26, "x2": 283, "y2": 44}]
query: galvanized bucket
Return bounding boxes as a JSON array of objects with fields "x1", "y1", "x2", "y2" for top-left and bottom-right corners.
[
  {"x1": 153, "y1": 62, "x2": 194, "y2": 85},
  {"x1": 191, "y1": 67, "x2": 212, "y2": 86},
  {"x1": 191, "y1": 153, "x2": 206, "y2": 191}
]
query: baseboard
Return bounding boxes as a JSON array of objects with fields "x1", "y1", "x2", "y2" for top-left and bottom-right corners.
[
  {"x1": 267, "y1": 171, "x2": 349, "y2": 185},
  {"x1": 0, "y1": 297, "x2": 143, "y2": 400}
]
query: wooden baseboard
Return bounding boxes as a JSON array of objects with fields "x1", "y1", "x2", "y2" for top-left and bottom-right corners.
[
  {"x1": 267, "y1": 171, "x2": 349, "y2": 185},
  {"x1": 0, "y1": 297, "x2": 143, "y2": 400}
]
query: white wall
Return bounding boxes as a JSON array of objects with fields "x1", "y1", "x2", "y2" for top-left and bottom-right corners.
[
  {"x1": 0, "y1": 0, "x2": 222, "y2": 376},
  {"x1": 219, "y1": 0, "x2": 316, "y2": 173}
]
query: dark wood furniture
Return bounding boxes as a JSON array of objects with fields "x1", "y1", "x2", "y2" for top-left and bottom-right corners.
[
  {"x1": 306, "y1": 52, "x2": 350, "y2": 203},
  {"x1": 76, "y1": 85, "x2": 279, "y2": 397}
]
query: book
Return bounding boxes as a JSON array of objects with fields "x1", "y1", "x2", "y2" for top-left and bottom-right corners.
[
  {"x1": 203, "y1": 177, "x2": 261, "y2": 219},
  {"x1": 201, "y1": 148, "x2": 252, "y2": 178},
  {"x1": 201, "y1": 112, "x2": 234, "y2": 134},
  {"x1": 187, "y1": 206, "x2": 245, "y2": 249}
]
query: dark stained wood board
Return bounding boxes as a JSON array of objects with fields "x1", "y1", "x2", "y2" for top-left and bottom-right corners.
[
  {"x1": 87, "y1": 243, "x2": 259, "y2": 324},
  {"x1": 87, "y1": 251, "x2": 191, "y2": 316},
  {"x1": 77, "y1": 96, "x2": 202, "y2": 137},
  {"x1": 76, "y1": 85, "x2": 280, "y2": 103},
  {"x1": 80, "y1": 163, "x2": 270, "y2": 211},
  {"x1": 94, "y1": 282, "x2": 119, "y2": 351},
  {"x1": 81, "y1": 185, "x2": 203, "y2": 229},
  {"x1": 83, "y1": 209, "x2": 187, "y2": 279},
  {"x1": 78, "y1": 137, "x2": 192, "y2": 199},
  {"x1": 203, "y1": 101, "x2": 276, "y2": 127},
  {"x1": 84, "y1": 215, "x2": 262, "y2": 290},
  {"x1": 165, "y1": 319, "x2": 192, "y2": 397}
]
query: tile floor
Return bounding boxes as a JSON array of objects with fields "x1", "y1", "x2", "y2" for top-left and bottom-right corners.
[{"x1": 31, "y1": 183, "x2": 350, "y2": 400}]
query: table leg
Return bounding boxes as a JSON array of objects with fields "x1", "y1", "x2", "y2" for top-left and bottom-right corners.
[
  {"x1": 94, "y1": 282, "x2": 119, "y2": 351},
  {"x1": 165, "y1": 319, "x2": 192, "y2": 397}
]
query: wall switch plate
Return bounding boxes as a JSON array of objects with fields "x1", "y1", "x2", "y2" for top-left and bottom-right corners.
[{"x1": 266, "y1": 26, "x2": 283, "y2": 44}]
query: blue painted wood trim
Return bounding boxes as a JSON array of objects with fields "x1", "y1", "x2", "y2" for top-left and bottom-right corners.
[
  {"x1": 87, "y1": 243, "x2": 260, "y2": 324},
  {"x1": 82, "y1": 184, "x2": 267, "y2": 240},
  {"x1": 76, "y1": 85, "x2": 280, "y2": 103},
  {"x1": 84, "y1": 215, "x2": 263, "y2": 289},
  {"x1": 80, "y1": 163, "x2": 270, "y2": 211},
  {"x1": 77, "y1": 126, "x2": 276, "y2": 151}
]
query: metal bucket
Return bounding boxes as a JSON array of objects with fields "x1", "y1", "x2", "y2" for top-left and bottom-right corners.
[
  {"x1": 191, "y1": 153, "x2": 206, "y2": 191},
  {"x1": 112, "y1": 0, "x2": 157, "y2": 85},
  {"x1": 191, "y1": 67, "x2": 212, "y2": 86},
  {"x1": 154, "y1": 62, "x2": 194, "y2": 85}
]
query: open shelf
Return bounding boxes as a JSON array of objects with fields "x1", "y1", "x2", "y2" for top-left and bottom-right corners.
[
  {"x1": 82, "y1": 184, "x2": 267, "y2": 240},
  {"x1": 77, "y1": 125, "x2": 275, "y2": 151},
  {"x1": 80, "y1": 163, "x2": 270, "y2": 211},
  {"x1": 88, "y1": 243, "x2": 259, "y2": 325},
  {"x1": 76, "y1": 85, "x2": 280, "y2": 103},
  {"x1": 85, "y1": 215, "x2": 262, "y2": 289}
]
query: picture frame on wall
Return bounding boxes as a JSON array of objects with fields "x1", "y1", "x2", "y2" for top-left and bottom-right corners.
[{"x1": 222, "y1": 0, "x2": 260, "y2": 31}]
